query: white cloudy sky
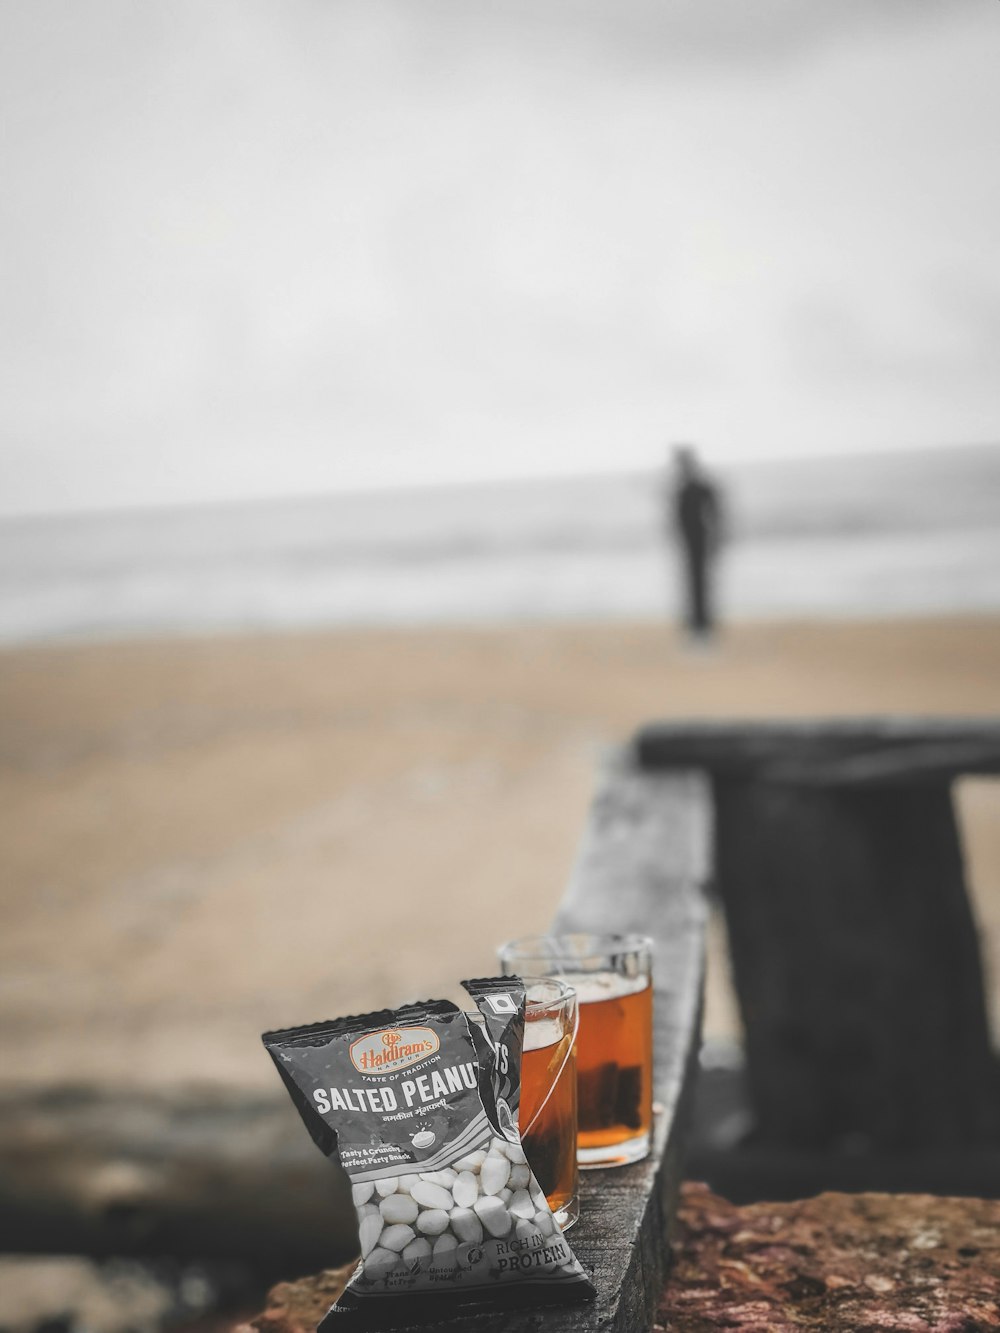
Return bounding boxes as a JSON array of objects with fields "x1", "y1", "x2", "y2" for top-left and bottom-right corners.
[{"x1": 1, "y1": 0, "x2": 999, "y2": 514}]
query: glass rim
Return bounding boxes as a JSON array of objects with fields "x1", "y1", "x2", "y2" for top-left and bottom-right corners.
[
  {"x1": 498, "y1": 932, "x2": 654, "y2": 962},
  {"x1": 517, "y1": 973, "x2": 578, "y2": 1015}
]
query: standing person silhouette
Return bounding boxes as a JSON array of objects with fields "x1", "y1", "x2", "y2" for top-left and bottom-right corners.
[{"x1": 669, "y1": 446, "x2": 723, "y2": 639}]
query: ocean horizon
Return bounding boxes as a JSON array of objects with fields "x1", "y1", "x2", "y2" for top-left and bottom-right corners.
[{"x1": 2, "y1": 444, "x2": 999, "y2": 645}]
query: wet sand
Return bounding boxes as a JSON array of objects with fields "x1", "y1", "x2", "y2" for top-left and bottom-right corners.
[{"x1": 2, "y1": 616, "x2": 999, "y2": 1091}]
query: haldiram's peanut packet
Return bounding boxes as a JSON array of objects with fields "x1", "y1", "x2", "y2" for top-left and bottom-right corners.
[{"x1": 262, "y1": 979, "x2": 594, "y2": 1325}]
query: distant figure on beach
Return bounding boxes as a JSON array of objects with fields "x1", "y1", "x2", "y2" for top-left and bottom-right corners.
[{"x1": 668, "y1": 446, "x2": 723, "y2": 639}]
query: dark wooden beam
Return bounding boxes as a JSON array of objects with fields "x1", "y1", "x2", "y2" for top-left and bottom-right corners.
[
  {"x1": 544, "y1": 762, "x2": 709, "y2": 1333},
  {"x1": 636, "y1": 717, "x2": 1000, "y2": 785}
]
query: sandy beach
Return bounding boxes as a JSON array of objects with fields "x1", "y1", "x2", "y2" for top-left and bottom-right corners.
[{"x1": 3, "y1": 616, "x2": 1000, "y2": 1093}]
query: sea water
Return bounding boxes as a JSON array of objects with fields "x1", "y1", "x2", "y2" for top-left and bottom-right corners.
[{"x1": 1, "y1": 445, "x2": 998, "y2": 643}]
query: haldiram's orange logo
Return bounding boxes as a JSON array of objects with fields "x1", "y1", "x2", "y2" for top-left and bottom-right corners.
[{"x1": 349, "y1": 1025, "x2": 440, "y2": 1073}]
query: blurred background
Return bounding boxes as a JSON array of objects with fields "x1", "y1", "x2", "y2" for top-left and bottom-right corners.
[{"x1": 2, "y1": 1, "x2": 1000, "y2": 1329}]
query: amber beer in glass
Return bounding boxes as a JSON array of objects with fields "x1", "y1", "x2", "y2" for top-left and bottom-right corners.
[
  {"x1": 518, "y1": 977, "x2": 580, "y2": 1229},
  {"x1": 499, "y1": 935, "x2": 653, "y2": 1168}
]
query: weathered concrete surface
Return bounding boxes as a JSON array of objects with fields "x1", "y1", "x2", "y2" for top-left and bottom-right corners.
[{"x1": 656, "y1": 1182, "x2": 1000, "y2": 1331}]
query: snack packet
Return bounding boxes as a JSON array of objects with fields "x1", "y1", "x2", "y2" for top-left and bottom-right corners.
[{"x1": 262, "y1": 978, "x2": 594, "y2": 1324}]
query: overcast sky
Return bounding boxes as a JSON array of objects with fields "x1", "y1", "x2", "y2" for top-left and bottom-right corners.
[{"x1": 1, "y1": 0, "x2": 999, "y2": 515}]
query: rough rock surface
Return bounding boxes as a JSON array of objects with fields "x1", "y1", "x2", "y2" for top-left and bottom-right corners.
[
  {"x1": 234, "y1": 1262, "x2": 355, "y2": 1333},
  {"x1": 656, "y1": 1182, "x2": 1000, "y2": 1332},
  {"x1": 237, "y1": 1185, "x2": 1000, "y2": 1332}
]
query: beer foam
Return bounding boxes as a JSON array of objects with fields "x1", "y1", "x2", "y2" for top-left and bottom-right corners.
[
  {"x1": 562, "y1": 970, "x2": 649, "y2": 1005},
  {"x1": 523, "y1": 1016, "x2": 563, "y2": 1052}
]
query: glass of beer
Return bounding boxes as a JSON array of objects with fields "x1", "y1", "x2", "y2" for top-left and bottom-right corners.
[
  {"x1": 518, "y1": 976, "x2": 580, "y2": 1230},
  {"x1": 499, "y1": 935, "x2": 653, "y2": 1168}
]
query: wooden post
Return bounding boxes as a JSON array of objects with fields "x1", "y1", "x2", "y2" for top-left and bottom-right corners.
[
  {"x1": 714, "y1": 777, "x2": 1000, "y2": 1151},
  {"x1": 636, "y1": 719, "x2": 1000, "y2": 1155}
]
